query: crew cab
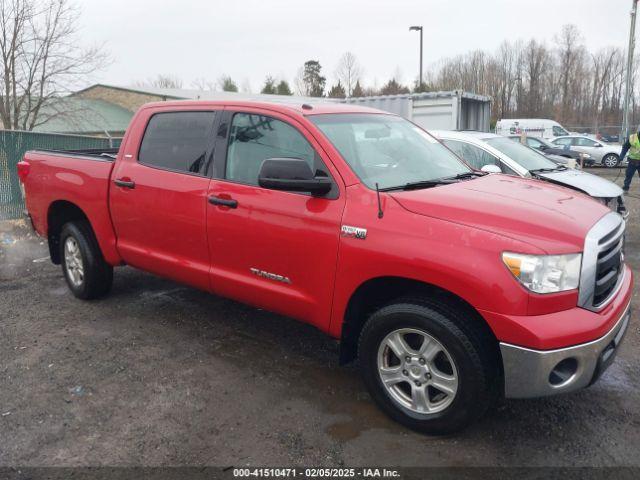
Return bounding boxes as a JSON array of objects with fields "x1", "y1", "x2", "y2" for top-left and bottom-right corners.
[{"x1": 18, "y1": 101, "x2": 633, "y2": 434}]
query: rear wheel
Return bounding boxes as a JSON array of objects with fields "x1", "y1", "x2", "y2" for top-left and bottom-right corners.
[
  {"x1": 358, "y1": 297, "x2": 500, "y2": 434},
  {"x1": 603, "y1": 153, "x2": 619, "y2": 168},
  {"x1": 60, "y1": 221, "x2": 113, "y2": 299}
]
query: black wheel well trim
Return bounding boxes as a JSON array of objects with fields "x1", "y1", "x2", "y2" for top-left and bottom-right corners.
[
  {"x1": 339, "y1": 276, "x2": 502, "y2": 369},
  {"x1": 46, "y1": 200, "x2": 93, "y2": 264}
]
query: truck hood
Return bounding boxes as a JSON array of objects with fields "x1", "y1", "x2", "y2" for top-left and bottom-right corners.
[
  {"x1": 535, "y1": 168, "x2": 623, "y2": 199},
  {"x1": 389, "y1": 174, "x2": 610, "y2": 253}
]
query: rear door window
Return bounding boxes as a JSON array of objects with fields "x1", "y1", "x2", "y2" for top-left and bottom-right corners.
[{"x1": 138, "y1": 111, "x2": 216, "y2": 175}]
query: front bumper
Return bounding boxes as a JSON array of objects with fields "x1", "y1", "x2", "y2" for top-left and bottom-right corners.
[{"x1": 500, "y1": 301, "x2": 631, "y2": 398}]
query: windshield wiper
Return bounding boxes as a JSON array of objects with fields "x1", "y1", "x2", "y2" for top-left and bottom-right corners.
[
  {"x1": 530, "y1": 166, "x2": 564, "y2": 174},
  {"x1": 446, "y1": 171, "x2": 487, "y2": 180},
  {"x1": 379, "y1": 179, "x2": 455, "y2": 192}
]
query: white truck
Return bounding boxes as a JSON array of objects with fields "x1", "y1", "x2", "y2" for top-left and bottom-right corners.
[{"x1": 495, "y1": 119, "x2": 570, "y2": 139}]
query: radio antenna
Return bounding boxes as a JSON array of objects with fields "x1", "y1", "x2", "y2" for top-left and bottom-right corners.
[{"x1": 375, "y1": 183, "x2": 384, "y2": 219}]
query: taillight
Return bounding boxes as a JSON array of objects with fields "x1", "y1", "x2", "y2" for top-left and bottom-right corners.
[{"x1": 17, "y1": 161, "x2": 30, "y2": 182}]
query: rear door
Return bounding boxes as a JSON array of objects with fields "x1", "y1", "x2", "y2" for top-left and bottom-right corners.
[
  {"x1": 110, "y1": 107, "x2": 217, "y2": 291},
  {"x1": 205, "y1": 109, "x2": 345, "y2": 330}
]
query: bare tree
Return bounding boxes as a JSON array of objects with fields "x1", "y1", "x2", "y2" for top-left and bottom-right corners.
[
  {"x1": 335, "y1": 51, "x2": 362, "y2": 97},
  {"x1": 555, "y1": 24, "x2": 583, "y2": 121},
  {"x1": 191, "y1": 77, "x2": 216, "y2": 91},
  {"x1": 136, "y1": 74, "x2": 183, "y2": 89},
  {"x1": 0, "y1": 0, "x2": 108, "y2": 131},
  {"x1": 420, "y1": 23, "x2": 640, "y2": 135}
]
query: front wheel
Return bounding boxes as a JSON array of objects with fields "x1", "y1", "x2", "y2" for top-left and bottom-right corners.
[
  {"x1": 602, "y1": 154, "x2": 619, "y2": 168},
  {"x1": 60, "y1": 221, "x2": 113, "y2": 300},
  {"x1": 358, "y1": 299, "x2": 500, "y2": 434}
]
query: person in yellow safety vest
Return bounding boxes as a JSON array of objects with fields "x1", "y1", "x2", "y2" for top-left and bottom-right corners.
[{"x1": 620, "y1": 130, "x2": 640, "y2": 192}]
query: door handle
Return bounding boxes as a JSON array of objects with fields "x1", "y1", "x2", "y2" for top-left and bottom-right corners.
[
  {"x1": 208, "y1": 195, "x2": 238, "y2": 209},
  {"x1": 114, "y1": 178, "x2": 135, "y2": 189}
]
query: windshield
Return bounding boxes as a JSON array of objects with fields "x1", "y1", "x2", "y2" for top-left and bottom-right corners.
[
  {"x1": 552, "y1": 125, "x2": 569, "y2": 136},
  {"x1": 310, "y1": 114, "x2": 471, "y2": 189},
  {"x1": 485, "y1": 137, "x2": 559, "y2": 171}
]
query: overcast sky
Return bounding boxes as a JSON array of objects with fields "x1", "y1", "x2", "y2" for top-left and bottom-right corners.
[{"x1": 80, "y1": 0, "x2": 634, "y2": 92}]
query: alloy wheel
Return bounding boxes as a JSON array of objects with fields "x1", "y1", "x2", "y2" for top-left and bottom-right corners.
[
  {"x1": 377, "y1": 328, "x2": 459, "y2": 414},
  {"x1": 603, "y1": 154, "x2": 619, "y2": 168},
  {"x1": 64, "y1": 236, "x2": 84, "y2": 287}
]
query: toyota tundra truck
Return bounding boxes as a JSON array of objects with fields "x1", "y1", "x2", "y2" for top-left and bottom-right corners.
[{"x1": 18, "y1": 100, "x2": 632, "y2": 434}]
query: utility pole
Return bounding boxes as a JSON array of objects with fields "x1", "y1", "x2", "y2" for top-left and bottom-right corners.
[
  {"x1": 623, "y1": 0, "x2": 638, "y2": 140},
  {"x1": 409, "y1": 26, "x2": 423, "y2": 90}
]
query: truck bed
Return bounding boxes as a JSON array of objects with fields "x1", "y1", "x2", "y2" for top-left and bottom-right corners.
[
  {"x1": 21, "y1": 148, "x2": 121, "y2": 264},
  {"x1": 30, "y1": 147, "x2": 120, "y2": 161}
]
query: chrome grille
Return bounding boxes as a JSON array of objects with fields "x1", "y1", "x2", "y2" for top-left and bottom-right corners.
[{"x1": 578, "y1": 212, "x2": 626, "y2": 312}]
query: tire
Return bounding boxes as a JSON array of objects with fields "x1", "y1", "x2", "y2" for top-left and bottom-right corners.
[
  {"x1": 602, "y1": 154, "x2": 619, "y2": 168},
  {"x1": 358, "y1": 297, "x2": 500, "y2": 435},
  {"x1": 60, "y1": 221, "x2": 113, "y2": 300}
]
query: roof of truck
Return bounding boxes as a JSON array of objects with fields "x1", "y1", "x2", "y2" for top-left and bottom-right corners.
[{"x1": 140, "y1": 99, "x2": 386, "y2": 116}]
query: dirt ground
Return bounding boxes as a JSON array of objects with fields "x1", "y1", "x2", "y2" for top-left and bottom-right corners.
[{"x1": 1, "y1": 167, "x2": 639, "y2": 468}]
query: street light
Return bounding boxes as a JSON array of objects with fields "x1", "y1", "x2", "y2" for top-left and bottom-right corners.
[
  {"x1": 623, "y1": 0, "x2": 639, "y2": 140},
  {"x1": 409, "y1": 25, "x2": 423, "y2": 90}
]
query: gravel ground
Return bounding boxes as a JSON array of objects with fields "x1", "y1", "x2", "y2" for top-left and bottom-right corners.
[{"x1": 1, "y1": 167, "x2": 639, "y2": 468}]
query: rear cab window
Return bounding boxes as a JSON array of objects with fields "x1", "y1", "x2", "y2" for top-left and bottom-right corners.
[{"x1": 138, "y1": 111, "x2": 216, "y2": 175}]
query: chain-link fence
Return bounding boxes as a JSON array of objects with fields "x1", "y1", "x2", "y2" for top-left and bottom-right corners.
[{"x1": 0, "y1": 130, "x2": 121, "y2": 221}]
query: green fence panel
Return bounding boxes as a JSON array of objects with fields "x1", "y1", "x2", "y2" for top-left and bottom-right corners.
[{"x1": 0, "y1": 130, "x2": 121, "y2": 221}]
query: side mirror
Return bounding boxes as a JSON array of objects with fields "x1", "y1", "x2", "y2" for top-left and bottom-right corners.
[
  {"x1": 594, "y1": 143, "x2": 603, "y2": 148},
  {"x1": 481, "y1": 164, "x2": 502, "y2": 174},
  {"x1": 258, "y1": 158, "x2": 332, "y2": 196},
  {"x1": 538, "y1": 144, "x2": 547, "y2": 151}
]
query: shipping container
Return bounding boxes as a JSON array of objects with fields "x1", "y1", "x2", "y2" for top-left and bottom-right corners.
[{"x1": 343, "y1": 90, "x2": 492, "y2": 132}]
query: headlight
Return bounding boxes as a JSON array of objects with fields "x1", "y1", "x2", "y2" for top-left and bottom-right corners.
[{"x1": 502, "y1": 252, "x2": 582, "y2": 293}]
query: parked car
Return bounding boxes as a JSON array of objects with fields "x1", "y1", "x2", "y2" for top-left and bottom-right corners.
[
  {"x1": 433, "y1": 131, "x2": 626, "y2": 217},
  {"x1": 552, "y1": 135, "x2": 623, "y2": 168},
  {"x1": 18, "y1": 101, "x2": 632, "y2": 434},
  {"x1": 507, "y1": 135, "x2": 595, "y2": 167},
  {"x1": 495, "y1": 118, "x2": 571, "y2": 138},
  {"x1": 600, "y1": 133, "x2": 620, "y2": 144}
]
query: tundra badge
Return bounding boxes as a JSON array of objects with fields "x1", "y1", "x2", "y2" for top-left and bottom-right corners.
[
  {"x1": 341, "y1": 225, "x2": 367, "y2": 240},
  {"x1": 250, "y1": 268, "x2": 292, "y2": 284}
]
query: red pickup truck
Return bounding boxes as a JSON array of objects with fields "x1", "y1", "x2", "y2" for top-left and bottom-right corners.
[{"x1": 18, "y1": 100, "x2": 632, "y2": 434}]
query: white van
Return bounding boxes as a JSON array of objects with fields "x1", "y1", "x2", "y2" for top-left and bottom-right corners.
[{"x1": 495, "y1": 119, "x2": 570, "y2": 139}]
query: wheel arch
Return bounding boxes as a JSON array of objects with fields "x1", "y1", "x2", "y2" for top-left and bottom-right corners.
[
  {"x1": 339, "y1": 276, "x2": 501, "y2": 367},
  {"x1": 47, "y1": 200, "x2": 93, "y2": 264}
]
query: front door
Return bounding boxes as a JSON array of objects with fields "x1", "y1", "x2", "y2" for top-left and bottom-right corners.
[
  {"x1": 110, "y1": 109, "x2": 217, "y2": 291},
  {"x1": 571, "y1": 137, "x2": 602, "y2": 161},
  {"x1": 206, "y1": 110, "x2": 345, "y2": 329}
]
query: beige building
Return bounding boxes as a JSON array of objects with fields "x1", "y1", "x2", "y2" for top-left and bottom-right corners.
[{"x1": 74, "y1": 84, "x2": 185, "y2": 112}]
